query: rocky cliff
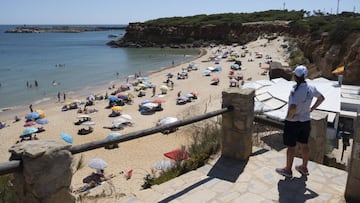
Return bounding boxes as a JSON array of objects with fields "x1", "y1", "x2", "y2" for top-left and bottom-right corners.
[
  {"x1": 107, "y1": 21, "x2": 292, "y2": 48},
  {"x1": 297, "y1": 33, "x2": 360, "y2": 85},
  {"x1": 108, "y1": 22, "x2": 359, "y2": 85}
]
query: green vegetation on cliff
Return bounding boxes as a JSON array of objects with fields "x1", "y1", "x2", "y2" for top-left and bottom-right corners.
[
  {"x1": 145, "y1": 10, "x2": 305, "y2": 26},
  {"x1": 289, "y1": 12, "x2": 360, "y2": 43},
  {"x1": 145, "y1": 9, "x2": 360, "y2": 45}
]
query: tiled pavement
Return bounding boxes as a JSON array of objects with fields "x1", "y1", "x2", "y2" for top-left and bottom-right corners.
[{"x1": 119, "y1": 147, "x2": 348, "y2": 202}]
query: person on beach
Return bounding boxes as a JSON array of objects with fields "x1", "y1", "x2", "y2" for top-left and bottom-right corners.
[
  {"x1": 57, "y1": 92, "x2": 61, "y2": 102},
  {"x1": 276, "y1": 65, "x2": 325, "y2": 178},
  {"x1": 152, "y1": 86, "x2": 156, "y2": 97},
  {"x1": 63, "y1": 92, "x2": 66, "y2": 101},
  {"x1": 29, "y1": 104, "x2": 33, "y2": 112},
  {"x1": 14, "y1": 115, "x2": 20, "y2": 123},
  {"x1": 34, "y1": 80, "x2": 38, "y2": 87},
  {"x1": 171, "y1": 81, "x2": 174, "y2": 90}
]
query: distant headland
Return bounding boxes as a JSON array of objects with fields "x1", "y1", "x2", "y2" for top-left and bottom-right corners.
[{"x1": 5, "y1": 25, "x2": 127, "y2": 33}]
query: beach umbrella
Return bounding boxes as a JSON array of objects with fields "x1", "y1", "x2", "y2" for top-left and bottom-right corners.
[
  {"x1": 118, "y1": 95, "x2": 128, "y2": 100},
  {"x1": 112, "y1": 118, "x2": 127, "y2": 127},
  {"x1": 137, "y1": 83, "x2": 145, "y2": 88},
  {"x1": 140, "y1": 100, "x2": 152, "y2": 105},
  {"x1": 164, "y1": 148, "x2": 189, "y2": 161},
  {"x1": 107, "y1": 133, "x2": 121, "y2": 139},
  {"x1": 206, "y1": 66, "x2": 215, "y2": 71},
  {"x1": 24, "y1": 121, "x2": 36, "y2": 127},
  {"x1": 141, "y1": 102, "x2": 158, "y2": 109},
  {"x1": 211, "y1": 77, "x2": 219, "y2": 81},
  {"x1": 111, "y1": 106, "x2": 122, "y2": 112},
  {"x1": 35, "y1": 109, "x2": 45, "y2": 118},
  {"x1": 184, "y1": 93, "x2": 194, "y2": 98},
  {"x1": 60, "y1": 132, "x2": 73, "y2": 144},
  {"x1": 23, "y1": 127, "x2": 38, "y2": 135},
  {"x1": 87, "y1": 95, "x2": 95, "y2": 101},
  {"x1": 77, "y1": 114, "x2": 90, "y2": 119},
  {"x1": 81, "y1": 121, "x2": 95, "y2": 126},
  {"x1": 231, "y1": 64, "x2": 240, "y2": 69},
  {"x1": 26, "y1": 112, "x2": 40, "y2": 120},
  {"x1": 214, "y1": 67, "x2": 222, "y2": 72},
  {"x1": 36, "y1": 118, "x2": 48, "y2": 125},
  {"x1": 108, "y1": 96, "x2": 118, "y2": 102},
  {"x1": 158, "y1": 117, "x2": 178, "y2": 126},
  {"x1": 137, "y1": 77, "x2": 148, "y2": 81},
  {"x1": 332, "y1": 66, "x2": 345, "y2": 75},
  {"x1": 166, "y1": 73, "x2": 173, "y2": 78},
  {"x1": 203, "y1": 70, "x2": 211, "y2": 76},
  {"x1": 152, "y1": 99, "x2": 165, "y2": 104},
  {"x1": 190, "y1": 91, "x2": 198, "y2": 96},
  {"x1": 177, "y1": 96, "x2": 189, "y2": 101},
  {"x1": 160, "y1": 85, "x2": 168, "y2": 91},
  {"x1": 120, "y1": 114, "x2": 132, "y2": 120},
  {"x1": 88, "y1": 158, "x2": 108, "y2": 170}
]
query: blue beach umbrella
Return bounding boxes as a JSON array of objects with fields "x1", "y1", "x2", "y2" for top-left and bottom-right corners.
[
  {"x1": 166, "y1": 73, "x2": 173, "y2": 78},
  {"x1": 107, "y1": 133, "x2": 121, "y2": 139},
  {"x1": 184, "y1": 93, "x2": 194, "y2": 98},
  {"x1": 26, "y1": 112, "x2": 40, "y2": 120},
  {"x1": 140, "y1": 100, "x2": 152, "y2": 105},
  {"x1": 108, "y1": 96, "x2": 118, "y2": 102},
  {"x1": 61, "y1": 133, "x2": 73, "y2": 144},
  {"x1": 22, "y1": 127, "x2": 38, "y2": 135},
  {"x1": 36, "y1": 118, "x2": 48, "y2": 125},
  {"x1": 231, "y1": 64, "x2": 240, "y2": 69}
]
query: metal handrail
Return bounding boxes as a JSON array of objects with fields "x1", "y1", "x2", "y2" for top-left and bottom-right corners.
[{"x1": 0, "y1": 106, "x2": 233, "y2": 176}]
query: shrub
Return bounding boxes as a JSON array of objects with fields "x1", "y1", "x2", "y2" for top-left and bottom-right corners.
[
  {"x1": 141, "y1": 122, "x2": 221, "y2": 189},
  {"x1": 0, "y1": 175, "x2": 15, "y2": 203}
]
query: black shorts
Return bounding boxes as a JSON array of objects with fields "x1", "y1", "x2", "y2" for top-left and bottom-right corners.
[{"x1": 283, "y1": 120, "x2": 311, "y2": 147}]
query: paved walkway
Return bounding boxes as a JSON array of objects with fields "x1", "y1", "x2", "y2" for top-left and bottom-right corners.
[{"x1": 119, "y1": 147, "x2": 348, "y2": 202}]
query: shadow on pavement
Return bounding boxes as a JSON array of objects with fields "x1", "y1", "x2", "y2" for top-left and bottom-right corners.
[
  {"x1": 278, "y1": 175, "x2": 318, "y2": 203},
  {"x1": 158, "y1": 156, "x2": 247, "y2": 202}
]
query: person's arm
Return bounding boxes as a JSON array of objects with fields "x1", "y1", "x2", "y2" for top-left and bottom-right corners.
[
  {"x1": 310, "y1": 94, "x2": 325, "y2": 112},
  {"x1": 286, "y1": 104, "x2": 297, "y2": 120}
]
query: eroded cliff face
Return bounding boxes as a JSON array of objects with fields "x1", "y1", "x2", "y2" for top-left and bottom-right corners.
[
  {"x1": 298, "y1": 33, "x2": 360, "y2": 85},
  {"x1": 108, "y1": 22, "x2": 291, "y2": 48},
  {"x1": 108, "y1": 22, "x2": 359, "y2": 85}
]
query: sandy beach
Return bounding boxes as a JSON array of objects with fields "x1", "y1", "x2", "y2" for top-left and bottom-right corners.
[{"x1": 0, "y1": 36, "x2": 289, "y2": 197}]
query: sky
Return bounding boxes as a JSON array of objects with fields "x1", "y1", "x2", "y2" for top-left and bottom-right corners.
[{"x1": 1, "y1": 0, "x2": 359, "y2": 25}]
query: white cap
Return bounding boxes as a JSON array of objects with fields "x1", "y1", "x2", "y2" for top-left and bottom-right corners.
[{"x1": 293, "y1": 65, "x2": 308, "y2": 78}]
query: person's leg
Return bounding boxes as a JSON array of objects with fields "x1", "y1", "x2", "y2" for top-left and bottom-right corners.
[
  {"x1": 299, "y1": 143, "x2": 309, "y2": 168},
  {"x1": 295, "y1": 121, "x2": 311, "y2": 175},
  {"x1": 286, "y1": 146, "x2": 296, "y2": 170},
  {"x1": 276, "y1": 121, "x2": 296, "y2": 177}
]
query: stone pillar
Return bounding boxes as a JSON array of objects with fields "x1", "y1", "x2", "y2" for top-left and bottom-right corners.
[
  {"x1": 345, "y1": 112, "x2": 360, "y2": 202},
  {"x1": 297, "y1": 110, "x2": 327, "y2": 163},
  {"x1": 221, "y1": 88, "x2": 254, "y2": 160},
  {"x1": 9, "y1": 140, "x2": 75, "y2": 203}
]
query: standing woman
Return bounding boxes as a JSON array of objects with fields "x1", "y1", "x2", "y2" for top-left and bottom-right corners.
[{"x1": 276, "y1": 65, "x2": 325, "y2": 178}]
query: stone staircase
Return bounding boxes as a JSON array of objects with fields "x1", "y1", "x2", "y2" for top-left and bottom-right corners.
[{"x1": 118, "y1": 147, "x2": 348, "y2": 202}]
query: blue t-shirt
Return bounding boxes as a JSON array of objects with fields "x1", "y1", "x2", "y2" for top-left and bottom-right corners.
[{"x1": 287, "y1": 82, "x2": 322, "y2": 122}]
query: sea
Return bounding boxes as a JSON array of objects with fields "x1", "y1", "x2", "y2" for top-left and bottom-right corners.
[{"x1": 0, "y1": 25, "x2": 199, "y2": 110}]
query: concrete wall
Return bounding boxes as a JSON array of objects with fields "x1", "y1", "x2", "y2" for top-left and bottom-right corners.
[{"x1": 345, "y1": 112, "x2": 360, "y2": 202}]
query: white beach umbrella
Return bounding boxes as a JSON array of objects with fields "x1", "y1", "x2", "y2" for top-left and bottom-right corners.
[
  {"x1": 120, "y1": 114, "x2": 132, "y2": 120},
  {"x1": 88, "y1": 158, "x2": 108, "y2": 170},
  {"x1": 158, "y1": 117, "x2": 178, "y2": 126}
]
